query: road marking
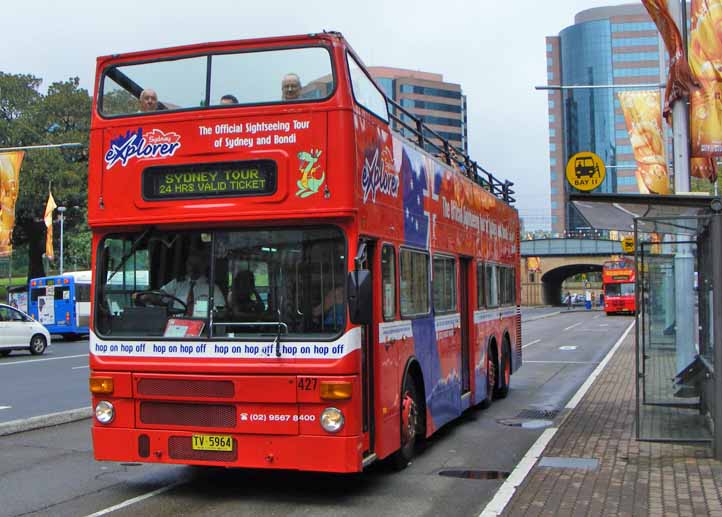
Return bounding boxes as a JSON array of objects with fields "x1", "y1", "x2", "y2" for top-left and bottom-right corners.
[
  {"x1": 82, "y1": 481, "x2": 184, "y2": 517},
  {"x1": 599, "y1": 324, "x2": 609, "y2": 327},
  {"x1": 72, "y1": 365, "x2": 89, "y2": 370},
  {"x1": 479, "y1": 320, "x2": 635, "y2": 517},
  {"x1": 563, "y1": 322, "x2": 582, "y2": 331},
  {"x1": 0, "y1": 354, "x2": 87, "y2": 367},
  {"x1": 0, "y1": 406, "x2": 11, "y2": 410},
  {"x1": 559, "y1": 345, "x2": 577, "y2": 351},
  {"x1": 593, "y1": 315, "x2": 600, "y2": 319},
  {"x1": 525, "y1": 360, "x2": 597, "y2": 365},
  {"x1": 566, "y1": 320, "x2": 635, "y2": 409},
  {"x1": 522, "y1": 339, "x2": 541, "y2": 349}
]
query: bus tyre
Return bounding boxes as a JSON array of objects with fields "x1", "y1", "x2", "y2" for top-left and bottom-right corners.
[
  {"x1": 0, "y1": 350, "x2": 10, "y2": 357},
  {"x1": 480, "y1": 344, "x2": 497, "y2": 409},
  {"x1": 495, "y1": 341, "x2": 511, "y2": 399},
  {"x1": 29, "y1": 335, "x2": 47, "y2": 355},
  {"x1": 391, "y1": 376, "x2": 421, "y2": 470}
]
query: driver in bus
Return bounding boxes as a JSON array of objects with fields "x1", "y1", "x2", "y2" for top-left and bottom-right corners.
[
  {"x1": 281, "y1": 73, "x2": 302, "y2": 101},
  {"x1": 134, "y1": 250, "x2": 225, "y2": 317},
  {"x1": 139, "y1": 89, "x2": 159, "y2": 112}
]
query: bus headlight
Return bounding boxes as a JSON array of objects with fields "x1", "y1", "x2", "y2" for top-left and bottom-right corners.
[
  {"x1": 320, "y1": 407, "x2": 344, "y2": 433},
  {"x1": 95, "y1": 401, "x2": 115, "y2": 424}
]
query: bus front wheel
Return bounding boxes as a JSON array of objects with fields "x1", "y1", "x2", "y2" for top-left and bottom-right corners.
[{"x1": 391, "y1": 375, "x2": 422, "y2": 470}]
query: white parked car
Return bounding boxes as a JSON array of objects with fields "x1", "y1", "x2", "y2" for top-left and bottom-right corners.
[{"x1": 0, "y1": 303, "x2": 51, "y2": 357}]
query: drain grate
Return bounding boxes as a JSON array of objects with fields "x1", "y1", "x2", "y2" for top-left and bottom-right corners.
[
  {"x1": 538, "y1": 456, "x2": 599, "y2": 471},
  {"x1": 516, "y1": 408, "x2": 560, "y2": 420},
  {"x1": 439, "y1": 470, "x2": 510, "y2": 480},
  {"x1": 497, "y1": 418, "x2": 553, "y2": 429}
]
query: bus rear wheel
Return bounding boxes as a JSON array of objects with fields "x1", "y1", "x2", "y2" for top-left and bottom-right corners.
[
  {"x1": 495, "y1": 341, "x2": 511, "y2": 399},
  {"x1": 480, "y1": 343, "x2": 497, "y2": 409},
  {"x1": 391, "y1": 375, "x2": 422, "y2": 470}
]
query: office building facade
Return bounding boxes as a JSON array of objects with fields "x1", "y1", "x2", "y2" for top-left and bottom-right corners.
[
  {"x1": 368, "y1": 67, "x2": 468, "y2": 155},
  {"x1": 547, "y1": 4, "x2": 666, "y2": 234}
]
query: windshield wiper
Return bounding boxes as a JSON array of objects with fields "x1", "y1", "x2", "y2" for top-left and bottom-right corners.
[{"x1": 274, "y1": 307, "x2": 283, "y2": 357}]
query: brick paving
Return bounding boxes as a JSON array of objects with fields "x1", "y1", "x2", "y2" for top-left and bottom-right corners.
[{"x1": 502, "y1": 330, "x2": 722, "y2": 516}]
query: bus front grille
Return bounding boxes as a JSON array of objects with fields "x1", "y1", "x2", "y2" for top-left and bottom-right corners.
[
  {"x1": 139, "y1": 402, "x2": 236, "y2": 428},
  {"x1": 137, "y1": 378, "x2": 235, "y2": 398}
]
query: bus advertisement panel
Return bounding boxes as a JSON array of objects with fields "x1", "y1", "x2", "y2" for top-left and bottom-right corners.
[
  {"x1": 602, "y1": 259, "x2": 636, "y2": 315},
  {"x1": 28, "y1": 271, "x2": 91, "y2": 339},
  {"x1": 87, "y1": 33, "x2": 520, "y2": 473}
]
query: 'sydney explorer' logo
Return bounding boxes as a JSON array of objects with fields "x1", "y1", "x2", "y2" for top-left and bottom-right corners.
[{"x1": 105, "y1": 128, "x2": 182, "y2": 169}]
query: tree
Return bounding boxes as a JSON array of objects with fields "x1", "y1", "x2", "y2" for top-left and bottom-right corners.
[{"x1": 0, "y1": 73, "x2": 92, "y2": 278}]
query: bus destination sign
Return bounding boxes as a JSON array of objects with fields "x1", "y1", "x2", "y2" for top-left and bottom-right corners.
[{"x1": 143, "y1": 160, "x2": 277, "y2": 200}]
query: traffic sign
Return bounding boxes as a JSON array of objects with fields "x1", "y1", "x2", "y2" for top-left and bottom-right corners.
[
  {"x1": 566, "y1": 152, "x2": 606, "y2": 192},
  {"x1": 622, "y1": 236, "x2": 635, "y2": 253}
]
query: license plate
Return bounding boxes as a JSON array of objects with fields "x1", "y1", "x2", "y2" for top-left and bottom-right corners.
[{"x1": 191, "y1": 434, "x2": 233, "y2": 451}]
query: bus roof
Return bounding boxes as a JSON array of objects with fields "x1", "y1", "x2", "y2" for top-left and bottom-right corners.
[{"x1": 31, "y1": 271, "x2": 92, "y2": 283}]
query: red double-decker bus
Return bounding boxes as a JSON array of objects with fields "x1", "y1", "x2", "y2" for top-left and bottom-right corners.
[
  {"x1": 87, "y1": 32, "x2": 521, "y2": 473},
  {"x1": 602, "y1": 258, "x2": 636, "y2": 315}
]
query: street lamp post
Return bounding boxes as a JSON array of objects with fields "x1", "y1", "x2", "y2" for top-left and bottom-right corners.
[{"x1": 57, "y1": 206, "x2": 66, "y2": 275}]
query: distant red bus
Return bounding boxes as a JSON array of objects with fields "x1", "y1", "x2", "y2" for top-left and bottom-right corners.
[
  {"x1": 602, "y1": 259, "x2": 636, "y2": 315},
  {"x1": 87, "y1": 32, "x2": 521, "y2": 473}
]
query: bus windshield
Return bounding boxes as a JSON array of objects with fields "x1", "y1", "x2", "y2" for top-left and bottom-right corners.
[
  {"x1": 605, "y1": 282, "x2": 635, "y2": 297},
  {"x1": 100, "y1": 46, "x2": 335, "y2": 116},
  {"x1": 96, "y1": 227, "x2": 346, "y2": 339}
]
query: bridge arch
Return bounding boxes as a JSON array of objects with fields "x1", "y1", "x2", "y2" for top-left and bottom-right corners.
[
  {"x1": 541, "y1": 263, "x2": 603, "y2": 305},
  {"x1": 520, "y1": 239, "x2": 623, "y2": 306}
]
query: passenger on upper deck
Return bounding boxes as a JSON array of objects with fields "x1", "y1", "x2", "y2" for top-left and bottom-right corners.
[
  {"x1": 281, "y1": 73, "x2": 302, "y2": 101},
  {"x1": 219, "y1": 94, "x2": 239, "y2": 105},
  {"x1": 139, "y1": 89, "x2": 159, "y2": 112}
]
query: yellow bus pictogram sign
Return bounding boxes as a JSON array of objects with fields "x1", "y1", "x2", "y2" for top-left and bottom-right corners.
[
  {"x1": 621, "y1": 236, "x2": 635, "y2": 253},
  {"x1": 566, "y1": 152, "x2": 606, "y2": 192}
]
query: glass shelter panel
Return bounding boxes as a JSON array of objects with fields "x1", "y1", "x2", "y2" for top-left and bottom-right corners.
[{"x1": 636, "y1": 217, "x2": 712, "y2": 443}]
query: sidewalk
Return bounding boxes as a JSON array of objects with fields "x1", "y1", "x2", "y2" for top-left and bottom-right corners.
[{"x1": 501, "y1": 327, "x2": 722, "y2": 516}]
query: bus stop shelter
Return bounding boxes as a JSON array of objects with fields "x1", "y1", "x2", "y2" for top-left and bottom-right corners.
[{"x1": 571, "y1": 193, "x2": 722, "y2": 459}]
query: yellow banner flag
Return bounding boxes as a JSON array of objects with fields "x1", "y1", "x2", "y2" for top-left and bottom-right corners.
[
  {"x1": 0, "y1": 151, "x2": 24, "y2": 257},
  {"x1": 617, "y1": 91, "x2": 671, "y2": 194},
  {"x1": 690, "y1": 0, "x2": 722, "y2": 157},
  {"x1": 44, "y1": 192, "x2": 57, "y2": 260}
]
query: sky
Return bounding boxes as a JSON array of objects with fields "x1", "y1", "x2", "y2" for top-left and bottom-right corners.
[{"x1": 2, "y1": 0, "x2": 635, "y2": 230}]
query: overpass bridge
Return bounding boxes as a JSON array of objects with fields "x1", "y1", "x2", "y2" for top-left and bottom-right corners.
[{"x1": 520, "y1": 238, "x2": 624, "y2": 306}]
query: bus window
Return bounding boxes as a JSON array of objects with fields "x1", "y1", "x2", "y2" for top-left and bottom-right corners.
[
  {"x1": 347, "y1": 52, "x2": 388, "y2": 122},
  {"x1": 476, "y1": 262, "x2": 486, "y2": 308},
  {"x1": 399, "y1": 249, "x2": 429, "y2": 318},
  {"x1": 485, "y1": 263, "x2": 498, "y2": 308},
  {"x1": 433, "y1": 255, "x2": 457, "y2": 314},
  {"x1": 101, "y1": 56, "x2": 207, "y2": 116},
  {"x1": 101, "y1": 46, "x2": 335, "y2": 117},
  {"x1": 381, "y1": 245, "x2": 396, "y2": 321},
  {"x1": 54, "y1": 286, "x2": 70, "y2": 301},
  {"x1": 210, "y1": 47, "x2": 334, "y2": 105}
]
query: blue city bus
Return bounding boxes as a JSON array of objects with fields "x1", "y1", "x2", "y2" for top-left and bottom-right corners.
[{"x1": 28, "y1": 271, "x2": 91, "y2": 340}]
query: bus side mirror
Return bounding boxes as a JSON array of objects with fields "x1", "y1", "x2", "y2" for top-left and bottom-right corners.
[{"x1": 347, "y1": 270, "x2": 372, "y2": 325}]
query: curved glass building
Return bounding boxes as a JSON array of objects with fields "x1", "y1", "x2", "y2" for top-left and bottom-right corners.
[{"x1": 546, "y1": 4, "x2": 663, "y2": 234}]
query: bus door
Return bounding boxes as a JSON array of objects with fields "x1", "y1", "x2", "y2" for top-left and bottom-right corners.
[
  {"x1": 460, "y1": 257, "x2": 471, "y2": 396},
  {"x1": 356, "y1": 239, "x2": 376, "y2": 455}
]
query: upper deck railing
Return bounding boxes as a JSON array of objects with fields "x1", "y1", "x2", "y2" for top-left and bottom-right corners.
[{"x1": 386, "y1": 97, "x2": 515, "y2": 205}]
